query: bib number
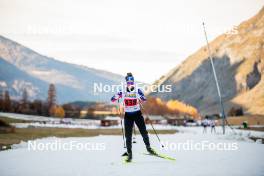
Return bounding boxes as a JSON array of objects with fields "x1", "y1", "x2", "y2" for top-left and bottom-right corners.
[{"x1": 125, "y1": 99, "x2": 137, "y2": 106}]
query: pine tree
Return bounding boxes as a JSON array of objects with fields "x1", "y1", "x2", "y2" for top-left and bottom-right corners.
[
  {"x1": 32, "y1": 100, "x2": 43, "y2": 115},
  {"x1": 0, "y1": 90, "x2": 4, "y2": 111},
  {"x1": 47, "y1": 84, "x2": 57, "y2": 116},
  {"x1": 22, "y1": 89, "x2": 28, "y2": 105},
  {"x1": 20, "y1": 89, "x2": 29, "y2": 113},
  {"x1": 3, "y1": 90, "x2": 11, "y2": 112}
]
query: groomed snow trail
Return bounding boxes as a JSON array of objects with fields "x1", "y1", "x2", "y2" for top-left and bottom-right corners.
[{"x1": 0, "y1": 127, "x2": 264, "y2": 176}]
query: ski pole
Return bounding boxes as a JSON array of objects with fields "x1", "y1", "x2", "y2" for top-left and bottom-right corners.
[
  {"x1": 138, "y1": 100, "x2": 164, "y2": 148},
  {"x1": 202, "y1": 22, "x2": 226, "y2": 134},
  {"x1": 149, "y1": 119, "x2": 164, "y2": 148},
  {"x1": 117, "y1": 99, "x2": 126, "y2": 148},
  {"x1": 120, "y1": 119, "x2": 126, "y2": 148},
  {"x1": 133, "y1": 124, "x2": 137, "y2": 143}
]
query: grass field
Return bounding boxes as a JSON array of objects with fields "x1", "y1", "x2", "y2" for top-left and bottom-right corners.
[{"x1": 0, "y1": 116, "x2": 33, "y2": 124}]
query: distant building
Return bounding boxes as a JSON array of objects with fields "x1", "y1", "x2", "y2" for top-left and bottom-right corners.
[
  {"x1": 145, "y1": 115, "x2": 166, "y2": 124},
  {"x1": 100, "y1": 116, "x2": 119, "y2": 127},
  {"x1": 165, "y1": 115, "x2": 186, "y2": 126},
  {"x1": 64, "y1": 110, "x2": 80, "y2": 118},
  {"x1": 80, "y1": 108, "x2": 119, "y2": 118}
]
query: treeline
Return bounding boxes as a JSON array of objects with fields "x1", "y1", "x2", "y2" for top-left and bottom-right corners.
[
  {"x1": 0, "y1": 84, "x2": 200, "y2": 119},
  {"x1": 143, "y1": 97, "x2": 199, "y2": 118},
  {"x1": 0, "y1": 84, "x2": 80, "y2": 118}
]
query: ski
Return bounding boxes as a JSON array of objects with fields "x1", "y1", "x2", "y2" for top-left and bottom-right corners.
[
  {"x1": 143, "y1": 152, "x2": 176, "y2": 161},
  {"x1": 122, "y1": 156, "x2": 132, "y2": 164}
]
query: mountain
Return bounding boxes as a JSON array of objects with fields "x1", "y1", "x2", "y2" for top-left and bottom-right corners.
[
  {"x1": 0, "y1": 57, "x2": 48, "y2": 99},
  {"x1": 150, "y1": 7, "x2": 264, "y2": 115},
  {"x1": 0, "y1": 36, "x2": 124, "y2": 103}
]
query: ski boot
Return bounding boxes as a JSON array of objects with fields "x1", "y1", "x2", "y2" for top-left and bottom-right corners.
[
  {"x1": 125, "y1": 152, "x2": 132, "y2": 162},
  {"x1": 147, "y1": 147, "x2": 157, "y2": 155}
]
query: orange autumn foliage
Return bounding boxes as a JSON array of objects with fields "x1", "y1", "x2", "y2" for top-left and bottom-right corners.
[
  {"x1": 49, "y1": 105, "x2": 65, "y2": 118},
  {"x1": 166, "y1": 100, "x2": 198, "y2": 118},
  {"x1": 143, "y1": 97, "x2": 199, "y2": 118}
]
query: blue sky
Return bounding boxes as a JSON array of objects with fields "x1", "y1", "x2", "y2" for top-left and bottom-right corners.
[{"x1": 0, "y1": 0, "x2": 263, "y2": 83}]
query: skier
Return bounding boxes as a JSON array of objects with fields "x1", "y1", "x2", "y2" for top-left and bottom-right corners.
[
  {"x1": 202, "y1": 117, "x2": 208, "y2": 133},
  {"x1": 111, "y1": 73, "x2": 155, "y2": 162},
  {"x1": 210, "y1": 119, "x2": 216, "y2": 133}
]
